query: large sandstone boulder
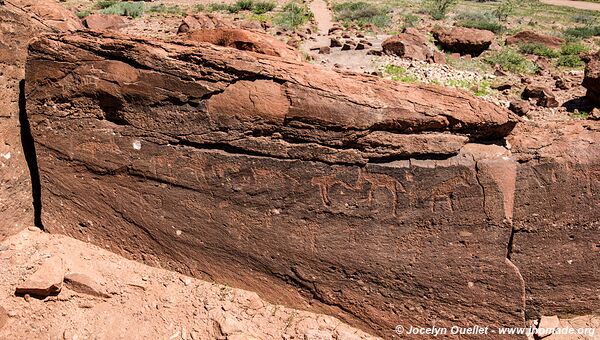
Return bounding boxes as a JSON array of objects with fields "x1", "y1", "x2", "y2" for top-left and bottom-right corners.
[
  {"x1": 26, "y1": 32, "x2": 521, "y2": 337},
  {"x1": 25, "y1": 31, "x2": 600, "y2": 338},
  {"x1": 82, "y1": 14, "x2": 127, "y2": 31},
  {"x1": 381, "y1": 28, "x2": 433, "y2": 61},
  {"x1": 506, "y1": 30, "x2": 565, "y2": 49},
  {"x1": 180, "y1": 28, "x2": 303, "y2": 62},
  {"x1": 432, "y1": 26, "x2": 495, "y2": 56},
  {"x1": 582, "y1": 51, "x2": 600, "y2": 105},
  {"x1": 13, "y1": 0, "x2": 83, "y2": 31},
  {"x1": 177, "y1": 13, "x2": 232, "y2": 34}
]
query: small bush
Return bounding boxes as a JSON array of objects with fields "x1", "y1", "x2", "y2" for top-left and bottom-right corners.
[
  {"x1": 252, "y1": 1, "x2": 277, "y2": 14},
  {"x1": 100, "y1": 2, "x2": 145, "y2": 18},
  {"x1": 94, "y1": 0, "x2": 118, "y2": 9},
  {"x1": 195, "y1": 4, "x2": 205, "y2": 11},
  {"x1": 423, "y1": 0, "x2": 459, "y2": 20},
  {"x1": 564, "y1": 26, "x2": 600, "y2": 39},
  {"x1": 483, "y1": 48, "x2": 538, "y2": 74},
  {"x1": 273, "y1": 2, "x2": 313, "y2": 30},
  {"x1": 518, "y1": 43, "x2": 560, "y2": 58},
  {"x1": 493, "y1": 0, "x2": 516, "y2": 22},
  {"x1": 235, "y1": 0, "x2": 254, "y2": 11},
  {"x1": 206, "y1": 3, "x2": 231, "y2": 12},
  {"x1": 147, "y1": 4, "x2": 184, "y2": 15},
  {"x1": 333, "y1": 2, "x2": 390, "y2": 28},
  {"x1": 557, "y1": 54, "x2": 583, "y2": 67},
  {"x1": 455, "y1": 11, "x2": 504, "y2": 33},
  {"x1": 384, "y1": 65, "x2": 418, "y2": 83},
  {"x1": 76, "y1": 10, "x2": 91, "y2": 19},
  {"x1": 561, "y1": 42, "x2": 589, "y2": 56},
  {"x1": 571, "y1": 111, "x2": 589, "y2": 119},
  {"x1": 572, "y1": 14, "x2": 596, "y2": 25},
  {"x1": 403, "y1": 12, "x2": 420, "y2": 28}
]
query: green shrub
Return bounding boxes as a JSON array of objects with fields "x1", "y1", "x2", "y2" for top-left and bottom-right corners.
[
  {"x1": 564, "y1": 26, "x2": 600, "y2": 39},
  {"x1": 206, "y1": 3, "x2": 231, "y2": 12},
  {"x1": 423, "y1": 0, "x2": 459, "y2": 20},
  {"x1": 235, "y1": 0, "x2": 254, "y2": 11},
  {"x1": 403, "y1": 12, "x2": 420, "y2": 28},
  {"x1": 195, "y1": 4, "x2": 205, "y2": 11},
  {"x1": 493, "y1": 0, "x2": 516, "y2": 21},
  {"x1": 147, "y1": 4, "x2": 184, "y2": 15},
  {"x1": 384, "y1": 65, "x2": 418, "y2": 82},
  {"x1": 252, "y1": 1, "x2": 277, "y2": 14},
  {"x1": 100, "y1": 2, "x2": 145, "y2": 18},
  {"x1": 94, "y1": 0, "x2": 118, "y2": 9},
  {"x1": 76, "y1": 10, "x2": 91, "y2": 19},
  {"x1": 572, "y1": 14, "x2": 596, "y2": 25},
  {"x1": 455, "y1": 11, "x2": 504, "y2": 33},
  {"x1": 571, "y1": 111, "x2": 589, "y2": 119},
  {"x1": 560, "y1": 42, "x2": 589, "y2": 55},
  {"x1": 518, "y1": 43, "x2": 560, "y2": 58},
  {"x1": 332, "y1": 2, "x2": 390, "y2": 28},
  {"x1": 273, "y1": 2, "x2": 313, "y2": 30},
  {"x1": 557, "y1": 54, "x2": 583, "y2": 67},
  {"x1": 483, "y1": 48, "x2": 538, "y2": 74}
]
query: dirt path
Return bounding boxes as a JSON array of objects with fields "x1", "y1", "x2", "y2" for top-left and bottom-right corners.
[
  {"x1": 540, "y1": 0, "x2": 600, "y2": 11},
  {"x1": 310, "y1": 0, "x2": 333, "y2": 36},
  {"x1": 306, "y1": 0, "x2": 334, "y2": 50}
]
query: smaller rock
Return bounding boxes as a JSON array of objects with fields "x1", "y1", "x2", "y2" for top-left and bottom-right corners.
[
  {"x1": 318, "y1": 46, "x2": 330, "y2": 54},
  {"x1": 64, "y1": 273, "x2": 110, "y2": 298},
  {"x1": 355, "y1": 43, "x2": 366, "y2": 50},
  {"x1": 492, "y1": 82, "x2": 513, "y2": 91},
  {"x1": 509, "y1": 100, "x2": 531, "y2": 116},
  {"x1": 15, "y1": 256, "x2": 64, "y2": 297},
  {"x1": 432, "y1": 50, "x2": 446, "y2": 64},
  {"x1": 341, "y1": 43, "x2": 352, "y2": 51},
  {"x1": 522, "y1": 85, "x2": 559, "y2": 108},
  {"x1": 506, "y1": 30, "x2": 565, "y2": 49},
  {"x1": 591, "y1": 108, "x2": 600, "y2": 120},
  {"x1": 330, "y1": 38, "x2": 342, "y2": 48},
  {"x1": 366, "y1": 50, "x2": 383, "y2": 56},
  {"x1": 555, "y1": 77, "x2": 570, "y2": 90},
  {"x1": 328, "y1": 26, "x2": 342, "y2": 35},
  {"x1": 82, "y1": 14, "x2": 127, "y2": 31}
]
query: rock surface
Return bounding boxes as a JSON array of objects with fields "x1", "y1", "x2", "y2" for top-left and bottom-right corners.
[
  {"x1": 432, "y1": 26, "x2": 495, "y2": 56},
  {"x1": 0, "y1": 229, "x2": 377, "y2": 339},
  {"x1": 63, "y1": 273, "x2": 110, "y2": 298},
  {"x1": 506, "y1": 30, "x2": 565, "y2": 49},
  {"x1": 180, "y1": 28, "x2": 303, "y2": 61},
  {"x1": 25, "y1": 31, "x2": 521, "y2": 337},
  {"x1": 0, "y1": 0, "x2": 80, "y2": 241},
  {"x1": 508, "y1": 121, "x2": 600, "y2": 319}
]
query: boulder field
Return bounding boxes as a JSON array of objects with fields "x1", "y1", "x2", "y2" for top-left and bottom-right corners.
[{"x1": 20, "y1": 30, "x2": 600, "y2": 337}]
